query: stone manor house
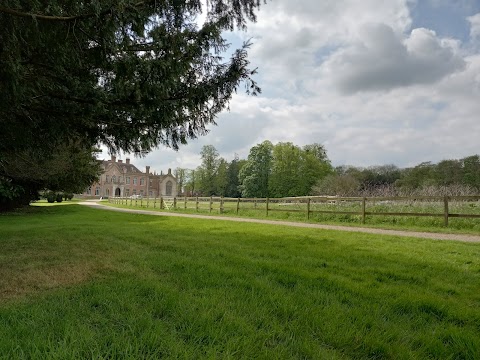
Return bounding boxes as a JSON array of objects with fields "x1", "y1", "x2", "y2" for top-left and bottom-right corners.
[{"x1": 82, "y1": 155, "x2": 177, "y2": 198}]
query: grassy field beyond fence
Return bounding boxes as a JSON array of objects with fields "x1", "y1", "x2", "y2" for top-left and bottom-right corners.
[
  {"x1": 110, "y1": 195, "x2": 480, "y2": 232},
  {"x1": 1, "y1": 204, "x2": 480, "y2": 358}
]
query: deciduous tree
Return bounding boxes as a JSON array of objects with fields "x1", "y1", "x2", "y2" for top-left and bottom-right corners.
[
  {"x1": 225, "y1": 155, "x2": 245, "y2": 198},
  {"x1": 238, "y1": 141, "x2": 273, "y2": 198},
  {"x1": 174, "y1": 168, "x2": 188, "y2": 195},
  {"x1": 197, "y1": 145, "x2": 220, "y2": 195}
]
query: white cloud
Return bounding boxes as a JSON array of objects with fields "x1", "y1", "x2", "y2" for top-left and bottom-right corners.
[
  {"x1": 319, "y1": 25, "x2": 465, "y2": 93},
  {"x1": 244, "y1": 0, "x2": 413, "y2": 91},
  {"x1": 468, "y1": 13, "x2": 480, "y2": 41}
]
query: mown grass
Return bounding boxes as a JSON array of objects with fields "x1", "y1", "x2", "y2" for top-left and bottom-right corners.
[
  {"x1": 106, "y1": 198, "x2": 480, "y2": 235},
  {"x1": 1, "y1": 204, "x2": 480, "y2": 358},
  {"x1": 31, "y1": 199, "x2": 82, "y2": 207}
]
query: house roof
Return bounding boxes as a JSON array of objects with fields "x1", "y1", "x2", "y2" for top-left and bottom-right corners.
[{"x1": 101, "y1": 160, "x2": 142, "y2": 174}]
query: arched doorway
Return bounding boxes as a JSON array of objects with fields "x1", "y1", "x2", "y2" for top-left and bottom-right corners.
[{"x1": 115, "y1": 188, "x2": 121, "y2": 196}]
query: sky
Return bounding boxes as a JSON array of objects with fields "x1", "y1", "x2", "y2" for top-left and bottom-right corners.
[{"x1": 99, "y1": 0, "x2": 480, "y2": 174}]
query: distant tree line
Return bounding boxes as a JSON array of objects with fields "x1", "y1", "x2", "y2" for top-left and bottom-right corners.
[
  {"x1": 176, "y1": 146, "x2": 480, "y2": 198},
  {"x1": 176, "y1": 141, "x2": 334, "y2": 198},
  {"x1": 313, "y1": 155, "x2": 480, "y2": 197}
]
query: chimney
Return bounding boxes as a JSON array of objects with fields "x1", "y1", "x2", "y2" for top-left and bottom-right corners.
[
  {"x1": 146, "y1": 166, "x2": 150, "y2": 174},
  {"x1": 126, "y1": 158, "x2": 130, "y2": 164},
  {"x1": 168, "y1": 168, "x2": 172, "y2": 175},
  {"x1": 111, "y1": 155, "x2": 116, "y2": 162},
  {"x1": 118, "y1": 160, "x2": 123, "y2": 163}
]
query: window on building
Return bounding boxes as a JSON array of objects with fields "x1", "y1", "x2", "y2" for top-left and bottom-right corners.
[
  {"x1": 133, "y1": 189, "x2": 137, "y2": 195},
  {"x1": 126, "y1": 177, "x2": 130, "y2": 184},
  {"x1": 149, "y1": 191, "x2": 153, "y2": 197},
  {"x1": 166, "y1": 181, "x2": 173, "y2": 196},
  {"x1": 140, "y1": 177, "x2": 145, "y2": 186},
  {"x1": 106, "y1": 189, "x2": 109, "y2": 196},
  {"x1": 133, "y1": 177, "x2": 137, "y2": 185},
  {"x1": 126, "y1": 189, "x2": 130, "y2": 196},
  {"x1": 112, "y1": 175, "x2": 116, "y2": 183},
  {"x1": 140, "y1": 190, "x2": 144, "y2": 196},
  {"x1": 118, "y1": 176, "x2": 122, "y2": 183},
  {"x1": 149, "y1": 179, "x2": 153, "y2": 186},
  {"x1": 95, "y1": 187, "x2": 100, "y2": 195},
  {"x1": 86, "y1": 187, "x2": 92, "y2": 195},
  {"x1": 105, "y1": 175, "x2": 109, "y2": 183}
]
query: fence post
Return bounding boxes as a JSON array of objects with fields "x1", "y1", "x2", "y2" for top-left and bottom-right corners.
[
  {"x1": 444, "y1": 196, "x2": 449, "y2": 227},
  {"x1": 254, "y1": 198, "x2": 257, "y2": 209},
  {"x1": 362, "y1": 197, "x2": 366, "y2": 224},
  {"x1": 220, "y1": 197, "x2": 224, "y2": 214},
  {"x1": 146, "y1": 197, "x2": 149, "y2": 208},
  {"x1": 130, "y1": 197, "x2": 133, "y2": 206},
  {"x1": 173, "y1": 197, "x2": 177, "y2": 210},
  {"x1": 209, "y1": 196, "x2": 213, "y2": 213},
  {"x1": 184, "y1": 196, "x2": 187, "y2": 210},
  {"x1": 307, "y1": 198, "x2": 311, "y2": 220},
  {"x1": 266, "y1": 198, "x2": 269, "y2": 217},
  {"x1": 196, "y1": 196, "x2": 199, "y2": 212},
  {"x1": 140, "y1": 198, "x2": 143, "y2": 207},
  {"x1": 236, "y1": 198, "x2": 240, "y2": 214},
  {"x1": 154, "y1": 196, "x2": 156, "y2": 209},
  {"x1": 160, "y1": 196, "x2": 163, "y2": 209}
]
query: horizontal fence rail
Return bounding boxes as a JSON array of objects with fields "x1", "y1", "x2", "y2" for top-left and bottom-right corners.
[{"x1": 109, "y1": 195, "x2": 480, "y2": 227}]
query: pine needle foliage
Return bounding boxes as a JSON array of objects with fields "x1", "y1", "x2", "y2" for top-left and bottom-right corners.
[{"x1": 0, "y1": 0, "x2": 263, "y2": 154}]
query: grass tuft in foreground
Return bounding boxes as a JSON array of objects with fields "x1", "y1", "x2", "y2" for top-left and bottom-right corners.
[{"x1": 1, "y1": 204, "x2": 480, "y2": 358}]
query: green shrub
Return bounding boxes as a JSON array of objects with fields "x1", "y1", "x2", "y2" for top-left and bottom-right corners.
[
  {"x1": 55, "y1": 193, "x2": 63, "y2": 203},
  {"x1": 47, "y1": 192, "x2": 56, "y2": 203}
]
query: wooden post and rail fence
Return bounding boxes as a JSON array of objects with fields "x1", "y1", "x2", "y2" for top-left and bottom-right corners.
[{"x1": 109, "y1": 195, "x2": 480, "y2": 227}]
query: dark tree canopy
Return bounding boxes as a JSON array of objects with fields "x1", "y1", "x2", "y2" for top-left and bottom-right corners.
[
  {"x1": 0, "y1": 0, "x2": 263, "y2": 209},
  {"x1": 0, "y1": 0, "x2": 262, "y2": 155}
]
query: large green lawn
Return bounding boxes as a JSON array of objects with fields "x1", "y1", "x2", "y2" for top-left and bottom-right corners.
[{"x1": 1, "y1": 204, "x2": 480, "y2": 359}]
